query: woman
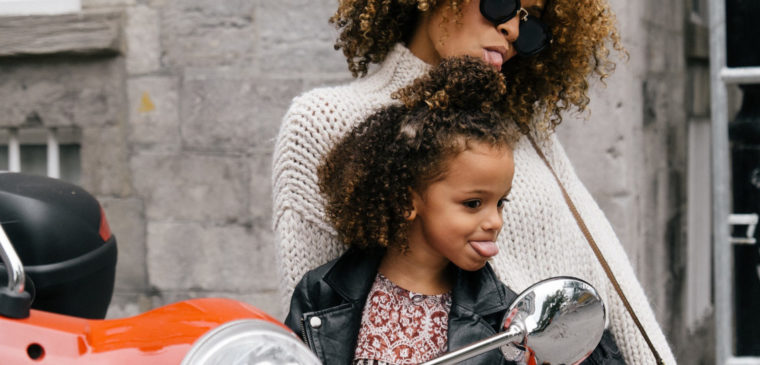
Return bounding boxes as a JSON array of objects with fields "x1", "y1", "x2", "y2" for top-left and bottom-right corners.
[{"x1": 272, "y1": 0, "x2": 677, "y2": 363}]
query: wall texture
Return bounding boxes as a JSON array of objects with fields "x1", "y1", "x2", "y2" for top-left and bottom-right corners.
[
  {"x1": 84, "y1": 0, "x2": 351, "y2": 318},
  {"x1": 0, "y1": 0, "x2": 713, "y2": 362}
]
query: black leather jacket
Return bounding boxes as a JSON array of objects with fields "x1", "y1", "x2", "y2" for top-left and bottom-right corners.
[{"x1": 285, "y1": 248, "x2": 626, "y2": 365}]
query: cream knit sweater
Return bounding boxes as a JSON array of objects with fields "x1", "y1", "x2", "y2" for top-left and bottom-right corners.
[{"x1": 272, "y1": 44, "x2": 677, "y2": 364}]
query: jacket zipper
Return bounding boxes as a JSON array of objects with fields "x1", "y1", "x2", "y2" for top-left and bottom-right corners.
[
  {"x1": 300, "y1": 316, "x2": 317, "y2": 353},
  {"x1": 300, "y1": 317, "x2": 308, "y2": 344},
  {"x1": 300, "y1": 316, "x2": 324, "y2": 362}
]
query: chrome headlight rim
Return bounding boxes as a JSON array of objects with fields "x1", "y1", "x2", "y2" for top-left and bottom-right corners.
[{"x1": 180, "y1": 318, "x2": 320, "y2": 365}]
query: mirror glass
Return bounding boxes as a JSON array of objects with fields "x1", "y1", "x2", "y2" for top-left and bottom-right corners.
[{"x1": 502, "y1": 276, "x2": 606, "y2": 364}]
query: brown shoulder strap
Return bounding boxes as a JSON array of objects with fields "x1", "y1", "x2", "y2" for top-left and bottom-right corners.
[{"x1": 527, "y1": 134, "x2": 664, "y2": 365}]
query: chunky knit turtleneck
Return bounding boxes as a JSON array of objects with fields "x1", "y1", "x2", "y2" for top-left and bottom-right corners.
[{"x1": 272, "y1": 44, "x2": 676, "y2": 364}]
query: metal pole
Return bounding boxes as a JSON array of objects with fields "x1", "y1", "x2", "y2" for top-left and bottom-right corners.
[
  {"x1": 47, "y1": 127, "x2": 60, "y2": 179},
  {"x1": 8, "y1": 128, "x2": 20, "y2": 172},
  {"x1": 421, "y1": 325, "x2": 523, "y2": 365},
  {"x1": 708, "y1": 0, "x2": 732, "y2": 363},
  {"x1": 721, "y1": 66, "x2": 760, "y2": 84}
]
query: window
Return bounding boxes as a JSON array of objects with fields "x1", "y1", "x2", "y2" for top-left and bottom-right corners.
[{"x1": 0, "y1": 127, "x2": 81, "y2": 183}]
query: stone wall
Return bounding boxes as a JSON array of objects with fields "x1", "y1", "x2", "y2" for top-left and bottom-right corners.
[
  {"x1": 556, "y1": 0, "x2": 713, "y2": 362},
  {"x1": 101, "y1": 0, "x2": 352, "y2": 318},
  {"x1": 0, "y1": 0, "x2": 711, "y2": 362},
  {"x1": 559, "y1": 0, "x2": 689, "y2": 335}
]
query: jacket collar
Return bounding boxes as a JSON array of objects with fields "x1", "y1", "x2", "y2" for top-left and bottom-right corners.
[
  {"x1": 323, "y1": 247, "x2": 384, "y2": 303},
  {"x1": 450, "y1": 263, "x2": 511, "y2": 317},
  {"x1": 322, "y1": 247, "x2": 510, "y2": 316}
]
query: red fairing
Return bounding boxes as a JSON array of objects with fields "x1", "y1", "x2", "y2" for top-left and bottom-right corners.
[{"x1": 0, "y1": 298, "x2": 290, "y2": 365}]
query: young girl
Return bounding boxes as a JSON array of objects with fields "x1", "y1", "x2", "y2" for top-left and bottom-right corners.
[{"x1": 284, "y1": 58, "x2": 624, "y2": 365}]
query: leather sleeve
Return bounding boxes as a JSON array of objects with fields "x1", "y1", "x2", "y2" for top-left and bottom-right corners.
[{"x1": 284, "y1": 274, "x2": 315, "y2": 342}]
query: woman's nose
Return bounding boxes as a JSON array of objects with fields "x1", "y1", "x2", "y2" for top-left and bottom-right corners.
[{"x1": 496, "y1": 16, "x2": 520, "y2": 43}]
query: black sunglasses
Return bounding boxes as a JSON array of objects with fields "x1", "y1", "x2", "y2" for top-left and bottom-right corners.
[{"x1": 479, "y1": 0, "x2": 552, "y2": 57}]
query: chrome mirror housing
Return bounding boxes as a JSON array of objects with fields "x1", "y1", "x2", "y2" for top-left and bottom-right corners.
[{"x1": 423, "y1": 276, "x2": 606, "y2": 365}]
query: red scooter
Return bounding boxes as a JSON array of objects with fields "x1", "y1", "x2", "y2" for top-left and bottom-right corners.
[
  {"x1": 0, "y1": 173, "x2": 605, "y2": 365},
  {"x1": 0, "y1": 173, "x2": 321, "y2": 364}
]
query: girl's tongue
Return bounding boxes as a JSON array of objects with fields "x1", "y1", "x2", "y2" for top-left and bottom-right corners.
[{"x1": 470, "y1": 240, "x2": 499, "y2": 258}]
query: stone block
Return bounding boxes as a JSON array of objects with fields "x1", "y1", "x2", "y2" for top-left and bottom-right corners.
[
  {"x1": 130, "y1": 152, "x2": 248, "y2": 222},
  {"x1": 560, "y1": 72, "x2": 641, "y2": 183},
  {"x1": 249, "y1": 151, "x2": 272, "y2": 223},
  {"x1": 645, "y1": 28, "x2": 685, "y2": 75},
  {"x1": 127, "y1": 75, "x2": 181, "y2": 151},
  {"x1": 80, "y1": 125, "x2": 133, "y2": 197},
  {"x1": 558, "y1": 65, "x2": 646, "y2": 258},
  {"x1": 82, "y1": 0, "x2": 136, "y2": 8},
  {"x1": 255, "y1": 0, "x2": 345, "y2": 75},
  {"x1": 99, "y1": 197, "x2": 147, "y2": 292},
  {"x1": 609, "y1": 0, "x2": 645, "y2": 47},
  {"x1": 125, "y1": 5, "x2": 160, "y2": 74},
  {"x1": 643, "y1": 0, "x2": 682, "y2": 31},
  {"x1": 256, "y1": 41, "x2": 347, "y2": 76},
  {"x1": 180, "y1": 75, "x2": 302, "y2": 153},
  {"x1": 643, "y1": 76, "x2": 686, "y2": 128},
  {"x1": 0, "y1": 10, "x2": 124, "y2": 57},
  {"x1": 146, "y1": 221, "x2": 277, "y2": 293},
  {"x1": 256, "y1": 0, "x2": 335, "y2": 44},
  {"x1": 160, "y1": 0, "x2": 257, "y2": 68},
  {"x1": 0, "y1": 58, "x2": 125, "y2": 128}
]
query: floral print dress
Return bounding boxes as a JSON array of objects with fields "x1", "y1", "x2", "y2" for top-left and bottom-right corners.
[{"x1": 353, "y1": 273, "x2": 452, "y2": 365}]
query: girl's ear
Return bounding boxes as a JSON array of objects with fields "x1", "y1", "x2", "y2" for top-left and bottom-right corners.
[
  {"x1": 406, "y1": 189, "x2": 421, "y2": 221},
  {"x1": 405, "y1": 207, "x2": 417, "y2": 221}
]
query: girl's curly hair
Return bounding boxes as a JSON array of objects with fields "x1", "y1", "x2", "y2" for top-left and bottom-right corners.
[
  {"x1": 330, "y1": 0, "x2": 625, "y2": 131},
  {"x1": 318, "y1": 57, "x2": 520, "y2": 250}
]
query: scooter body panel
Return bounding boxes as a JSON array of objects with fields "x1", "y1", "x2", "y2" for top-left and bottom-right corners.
[{"x1": 0, "y1": 297, "x2": 285, "y2": 364}]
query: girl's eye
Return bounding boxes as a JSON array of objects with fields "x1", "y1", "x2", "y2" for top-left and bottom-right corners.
[
  {"x1": 463, "y1": 200, "x2": 482, "y2": 209},
  {"x1": 497, "y1": 197, "x2": 510, "y2": 208}
]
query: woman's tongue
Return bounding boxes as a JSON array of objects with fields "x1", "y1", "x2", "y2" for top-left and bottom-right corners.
[
  {"x1": 483, "y1": 50, "x2": 503, "y2": 67},
  {"x1": 470, "y1": 240, "x2": 499, "y2": 258}
]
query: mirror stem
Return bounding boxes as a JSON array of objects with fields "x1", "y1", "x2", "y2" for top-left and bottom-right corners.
[
  {"x1": 0, "y1": 224, "x2": 25, "y2": 294},
  {"x1": 421, "y1": 322, "x2": 525, "y2": 365}
]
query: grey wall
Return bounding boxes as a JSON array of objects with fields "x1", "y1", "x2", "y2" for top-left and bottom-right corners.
[
  {"x1": 0, "y1": 0, "x2": 712, "y2": 362},
  {"x1": 556, "y1": 0, "x2": 712, "y2": 362},
  {"x1": 103, "y1": 0, "x2": 352, "y2": 318},
  {"x1": 559, "y1": 0, "x2": 687, "y2": 330}
]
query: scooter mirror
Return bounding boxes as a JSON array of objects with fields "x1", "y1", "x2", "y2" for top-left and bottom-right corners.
[
  {"x1": 502, "y1": 276, "x2": 606, "y2": 364},
  {"x1": 422, "y1": 276, "x2": 605, "y2": 365}
]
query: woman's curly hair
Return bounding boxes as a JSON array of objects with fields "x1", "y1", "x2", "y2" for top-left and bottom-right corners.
[
  {"x1": 318, "y1": 57, "x2": 520, "y2": 250},
  {"x1": 330, "y1": 0, "x2": 625, "y2": 131}
]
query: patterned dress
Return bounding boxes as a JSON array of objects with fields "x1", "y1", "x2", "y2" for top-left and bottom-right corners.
[{"x1": 353, "y1": 273, "x2": 452, "y2": 365}]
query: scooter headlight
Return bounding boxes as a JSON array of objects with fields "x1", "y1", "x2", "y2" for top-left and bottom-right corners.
[{"x1": 181, "y1": 319, "x2": 320, "y2": 365}]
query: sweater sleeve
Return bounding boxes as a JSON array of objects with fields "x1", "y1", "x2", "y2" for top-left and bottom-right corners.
[{"x1": 272, "y1": 91, "x2": 349, "y2": 312}]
